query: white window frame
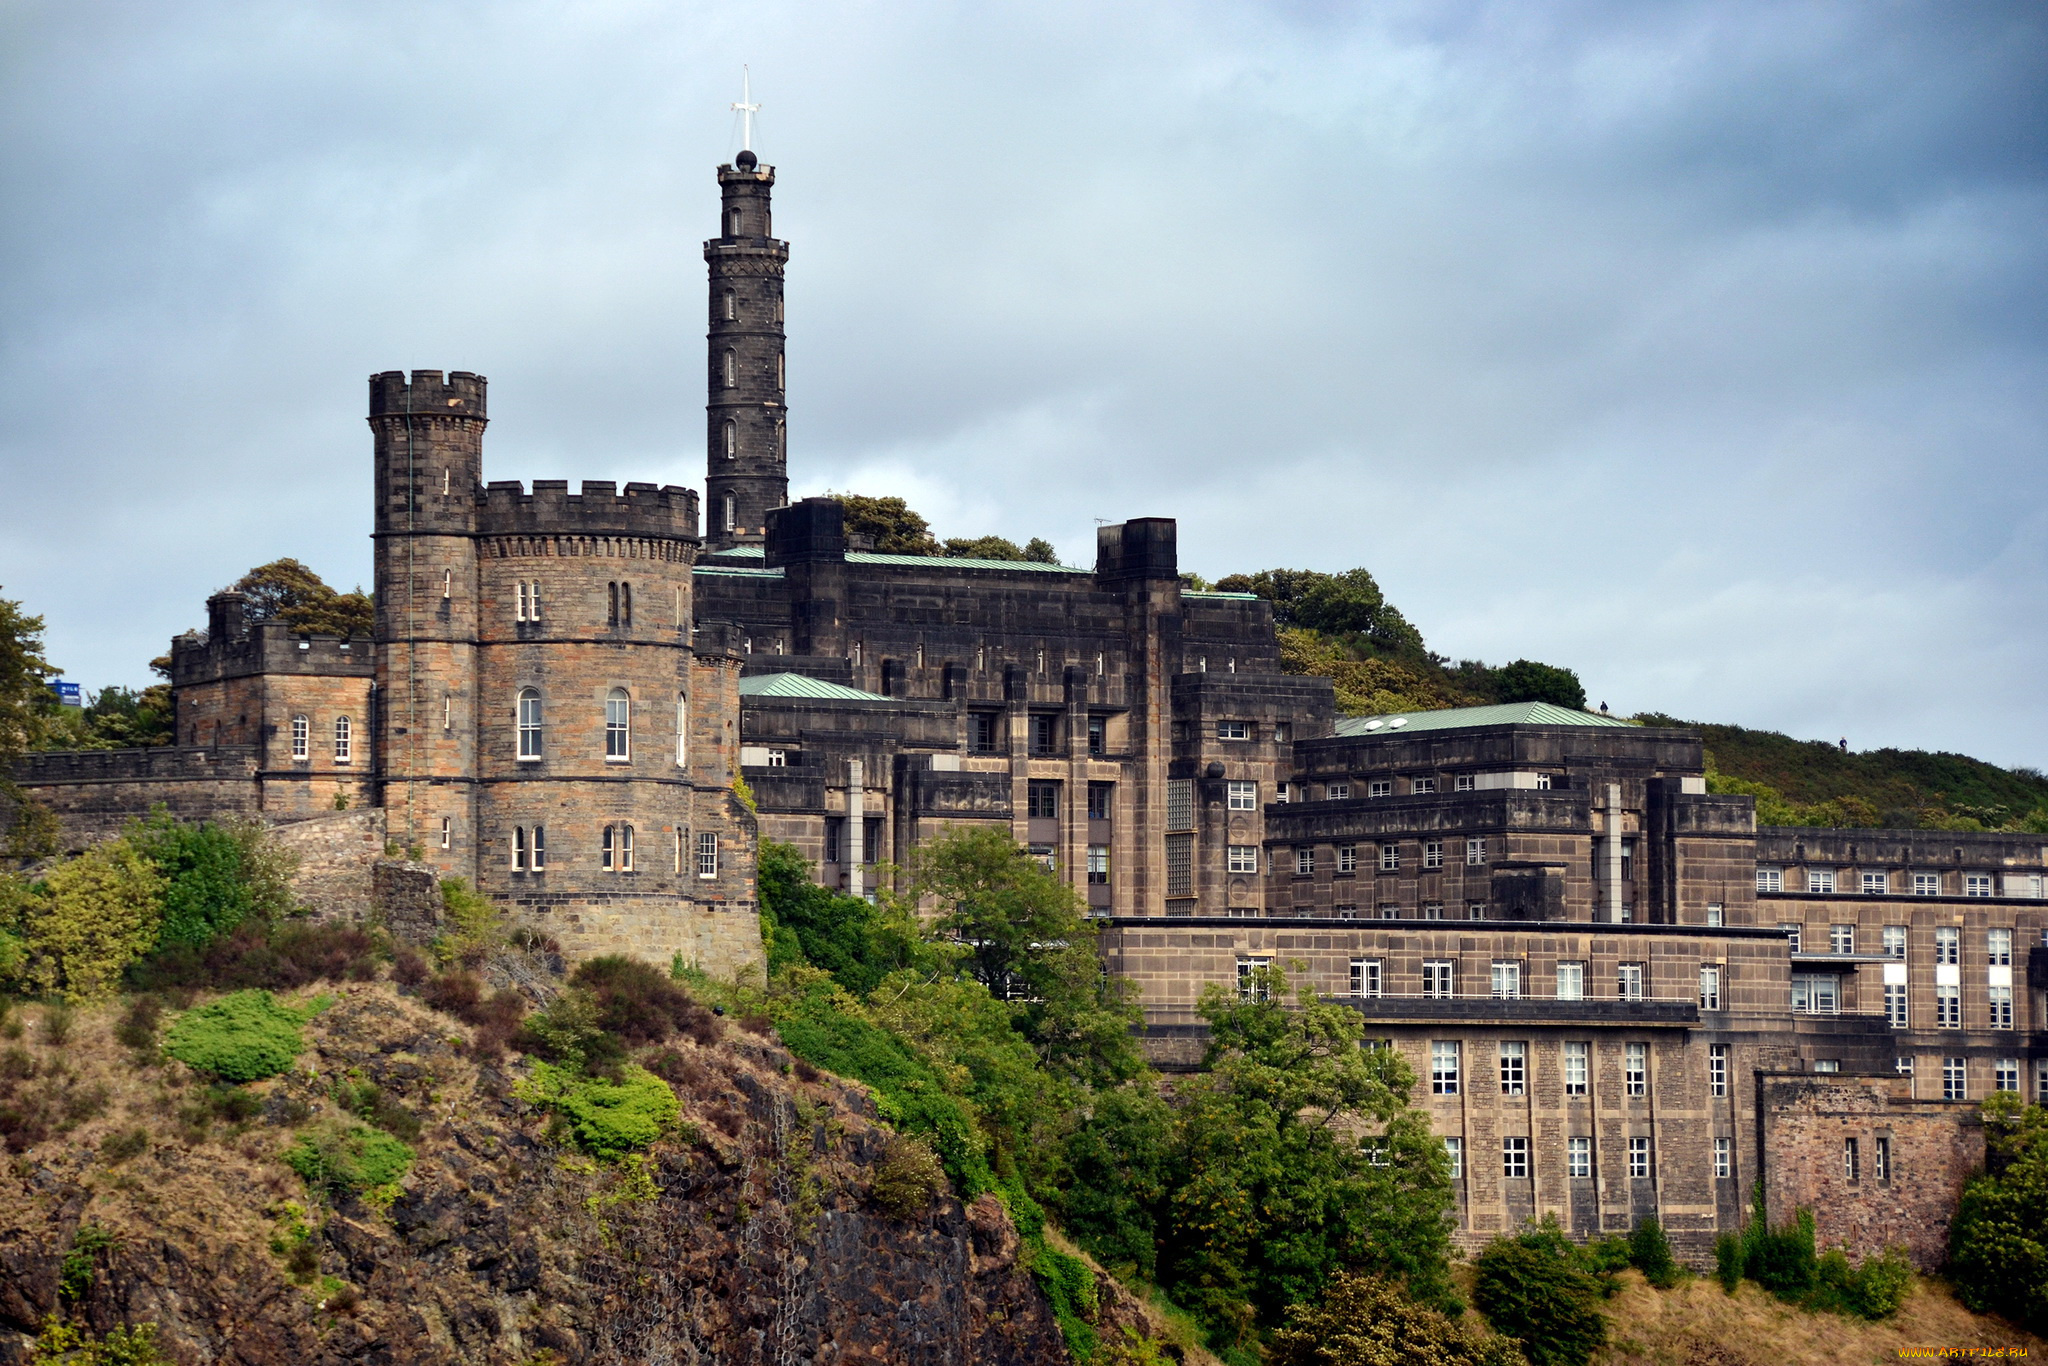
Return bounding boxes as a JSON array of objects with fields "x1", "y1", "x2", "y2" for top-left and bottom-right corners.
[
  {"x1": 1226, "y1": 845, "x2": 1258, "y2": 875},
  {"x1": 1830, "y1": 924, "x2": 1855, "y2": 954},
  {"x1": 1617, "y1": 963, "x2": 1644, "y2": 1001},
  {"x1": 1499, "y1": 1042, "x2": 1526, "y2": 1096},
  {"x1": 1236, "y1": 956, "x2": 1274, "y2": 1002},
  {"x1": 1567, "y1": 1136, "x2": 1592, "y2": 1178},
  {"x1": 1411, "y1": 776, "x2": 1438, "y2": 795},
  {"x1": 1882, "y1": 925, "x2": 1906, "y2": 959},
  {"x1": 1935, "y1": 926, "x2": 1959, "y2": 964},
  {"x1": 674, "y1": 695, "x2": 688, "y2": 767},
  {"x1": 1226, "y1": 780, "x2": 1257, "y2": 811},
  {"x1": 518, "y1": 688, "x2": 543, "y2": 761},
  {"x1": 1715, "y1": 1137, "x2": 1732, "y2": 1179},
  {"x1": 1808, "y1": 868, "x2": 1836, "y2": 894},
  {"x1": 1913, "y1": 871, "x2": 1941, "y2": 895},
  {"x1": 1350, "y1": 959, "x2": 1382, "y2": 998},
  {"x1": 1935, "y1": 984, "x2": 1961, "y2": 1029},
  {"x1": 1564, "y1": 1041, "x2": 1589, "y2": 1095},
  {"x1": 696, "y1": 831, "x2": 719, "y2": 879},
  {"x1": 1430, "y1": 1040, "x2": 1460, "y2": 1094},
  {"x1": 1216, "y1": 720, "x2": 1250, "y2": 741},
  {"x1": 1327, "y1": 782, "x2": 1350, "y2": 800},
  {"x1": 1942, "y1": 1057, "x2": 1967, "y2": 1101},
  {"x1": 1337, "y1": 844, "x2": 1357, "y2": 873},
  {"x1": 1884, "y1": 984, "x2": 1909, "y2": 1028},
  {"x1": 1491, "y1": 961, "x2": 1521, "y2": 1000},
  {"x1": 1295, "y1": 847, "x2": 1315, "y2": 876},
  {"x1": 1757, "y1": 867, "x2": 1783, "y2": 893},
  {"x1": 1994, "y1": 1058, "x2": 2019, "y2": 1093},
  {"x1": 1988, "y1": 928, "x2": 2012, "y2": 965},
  {"x1": 1625, "y1": 1042, "x2": 1648, "y2": 1096},
  {"x1": 1862, "y1": 871, "x2": 1889, "y2": 895},
  {"x1": 1466, "y1": 837, "x2": 1487, "y2": 866},
  {"x1": 333, "y1": 715, "x2": 352, "y2": 764},
  {"x1": 1423, "y1": 840, "x2": 1444, "y2": 870},
  {"x1": 1989, "y1": 985, "x2": 2013, "y2": 1029},
  {"x1": 1699, "y1": 964, "x2": 1721, "y2": 1010},
  {"x1": 290, "y1": 715, "x2": 309, "y2": 760},
  {"x1": 1367, "y1": 779, "x2": 1392, "y2": 798},
  {"x1": 1709, "y1": 1043, "x2": 1727, "y2": 1096},
  {"x1": 605, "y1": 687, "x2": 631, "y2": 761},
  {"x1": 1501, "y1": 1136, "x2": 1529, "y2": 1179},
  {"x1": 1965, "y1": 874, "x2": 1992, "y2": 897},
  {"x1": 1454, "y1": 774, "x2": 1476, "y2": 792},
  {"x1": 1444, "y1": 1136, "x2": 1463, "y2": 1179},
  {"x1": 1628, "y1": 1137, "x2": 1652, "y2": 1179},
  {"x1": 1422, "y1": 960, "x2": 1454, "y2": 999},
  {"x1": 531, "y1": 825, "x2": 546, "y2": 871},
  {"x1": 1379, "y1": 843, "x2": 1400, "y2": 872},
  {"x1": 1556, "y1": 962, "x2": 1585, "y2": 1001}
]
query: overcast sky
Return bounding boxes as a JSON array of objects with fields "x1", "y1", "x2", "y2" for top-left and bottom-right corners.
[{"x1": 2, "y1": 1, "x2": 2043, "y2": 766}]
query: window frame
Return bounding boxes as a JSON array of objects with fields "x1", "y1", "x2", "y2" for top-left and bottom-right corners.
[
  {"x1": 1430, "y1": 1040, "x2": 1460, "y2": 1095},
  {"x1": 696, "y1": 832, "x2": 719, "y2": 879},
  {"x1": 1498, "y1": 1041, "x2": 1526, "y2": 1096},
  {"x1": 1564, "y1": 1041, "x2": 1589, "y2": 1095},
  {"x1": 605, "y1": 687, "x2": 632, "y2": 761},
  {"x1": 517, "y1": 688, "x2": 544, "y2": 761},
  {"x1": 1226, "y1": 845, "x2": 1258, "y2": 875},
  {"x1": 1501, "y1": 1136, "x2": 1530, "y2": 1180},
  {"x1": 1625, "y1": 1042, "x2": 1648, "y2": 1096},
  {"x1": 290, "y1": 715, "x2": 309, "y2": 760},
  {"x1": 1628, "y1": 1137, "x2": 1652, "y2": 1179},
  {"x1": 1567, "y1": 1136, "x2": 1592, "y2": 1179},
  {"x1": 1709, "y1": 1044, "x2": 1727, "y2": 1096},
  {"x1": 333, "y1": 715, "x2": 352, "y2": 764},
  {"x1": 1226, "y1": 780, "x2": 1257, "y2": 811}
]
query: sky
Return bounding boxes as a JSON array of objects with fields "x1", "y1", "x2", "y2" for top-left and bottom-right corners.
[{"x1": 1, "y1": 1, "x2": 2043, "y2": 767}]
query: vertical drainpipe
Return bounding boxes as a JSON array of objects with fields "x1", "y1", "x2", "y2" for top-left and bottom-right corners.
[
  {"x1": 1606, "y1": 782, "x2": 1625, "y2": 923},
  {"x1": 847, "y1": 757, "x2": 865, "y2": 901}
]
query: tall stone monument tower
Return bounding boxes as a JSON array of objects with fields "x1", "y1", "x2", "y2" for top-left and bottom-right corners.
[{"x1": 703, "y1": 145, "x2": 789, "y2": 550}]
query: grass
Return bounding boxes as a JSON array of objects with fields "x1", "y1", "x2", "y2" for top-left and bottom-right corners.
[{"x1": 1590, "y1": 1268, "x2": 2046, "y2": 1366}]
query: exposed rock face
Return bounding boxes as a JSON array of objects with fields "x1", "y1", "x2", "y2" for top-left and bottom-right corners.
[{"x1": 0, "y1": 988, "x2": 1068, "y2": 1364}]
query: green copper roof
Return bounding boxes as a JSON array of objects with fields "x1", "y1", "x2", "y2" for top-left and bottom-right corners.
[
  {"x1": 1334, "y1": 702, "x2": 1637, "y2": 736},
  {"x1": 736, "y1": 672, "x2": 891, "y2": 702},
  {"x1": 1184, "y1": 590, "x2": 1260, "y2": 600}
]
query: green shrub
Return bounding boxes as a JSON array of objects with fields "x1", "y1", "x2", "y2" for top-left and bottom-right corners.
[
  {"x1": 1270, "y1": 1271, "x2": 1526, "y2": 1366},
  {"x1": 1628, "y1": 1216, "x2": 1681, "y2": 1288},
  {"x1": 515, "y1": 1060, "x2": 680, "y2": 1160},
  {"x1": 1473, "y1": 1222, "x2": 1607, "y2": 1366},
  {"x1": 59, "y1": 1224, "x2": 116, "y2": 1302},
  {"x1": 510, "y1": 989, "x2": 627, "y2": 1076},
  {"x1": 283, "y1": 1120, "x2": 414, "y2": 1198},
  {"x1": 1714, "y1": 1231, "x2": 1743, "y2": 1293},
  {"x1": 162, "y1": 990, "x2": 321, "y2": 1082},
  {"x1": 21, "y1": 840, "x2": 165, "y2": 1001},
  {"x1": 29, "y1": 1317, "x2": 170, "y2": 1365},
  {"x1": 1949, "y1": 1094, "x2": 2048, "y2": 1333},
  {"x1": 1847, "y1": 1248, "x2": 1911, "y2": 1319},
  {"x1": 869, "y1": 1133, "x2": 946, "y2": 1217},
  {"x1": 128, "y1": 815, "x2": 253, "y2": 951},
  {"x1": 1745, "y1": 1209, "x2": 1817, "y2": 1300},
  {"x1": 1029, "y1": 1241, "x2": 1100, "y2": 1363}
]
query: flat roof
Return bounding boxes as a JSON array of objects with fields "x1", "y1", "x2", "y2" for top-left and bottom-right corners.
[
  {"x1": 735, "y1": 672, "x2": 892, "y2": 703},
  {"x1": 702, "y1": 545, "x2": 1089, "y2": 574},
  {"x1": 1333, "y1": 701, "x2": 1640, "y2": 736}
]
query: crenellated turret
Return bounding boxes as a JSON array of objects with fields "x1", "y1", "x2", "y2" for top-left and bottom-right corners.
[{"x1": 704, "y1": 151, "x2": 790, "y2": 550}]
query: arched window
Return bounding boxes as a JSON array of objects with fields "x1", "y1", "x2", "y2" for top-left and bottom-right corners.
[
  {"x1": 722, "y1": 492, "x2": 736, "y2": 532},
  {"x1": 602, "y1": 823, "x2": 635, "y2": 872},
  {"x1": 607, "y1": 582, "x2": 619, "y2": 627},
  {"x1": 724, "y1": 289, "x2": 736, "y2": 321},
  {"x1": 724, "y1": 349, "x2": 737, "y2": 389},
  {"x1": 605, "y1": 688, "x2": 631, "y2": 760},
  {"x1": 517, "y1": 688, "x2": 543, "y2": 760},
  {"x1": 675, "y1": 694, "x2": 688, "y2": 767},
  {"x1": 290, "y1": 715, "x2": 309, "y2": 760},
  {"x1": 531, "y1": 825, "x2": 546, "y2": 870},
  {"x1": 513, "y1": 826, "x2": 528, "y2": 871},
  {"x1": 333, "y1": 716, "x2": 352, "y2": 764},
  {"x1": 723, "y1": 419, "x2": 737, "y2": 461}
]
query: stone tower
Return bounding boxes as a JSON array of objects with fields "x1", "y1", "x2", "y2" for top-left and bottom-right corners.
[
  {"x1": 369, "y1": 369, "x2": 486, "y2": 866},
  {"x1": 703, "y1": 148, "x2": 790, "y2": 550}
]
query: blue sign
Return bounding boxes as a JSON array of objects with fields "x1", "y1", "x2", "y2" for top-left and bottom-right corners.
[{"x1": 51, "y1": 681, "x2": 82, "y2": 707}]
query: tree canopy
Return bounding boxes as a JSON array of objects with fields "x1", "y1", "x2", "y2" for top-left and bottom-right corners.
[
  {"x1": 1949, "y1": 1093, "x2": 2048, "y2": 1333},
  {"x1": 1489, "y1": 659, "x2": 1586, "y2": 710},
  {"x1": 0, "y1": 591, "x2": 58, "y2": 759},
  {"x1": 229, "y1": 559, "x2": 374, "y2": 639},
  {"x1": 828, "y1": 493, "x2": 1060, "y2": 563},
  {"x1": 1212, "y1": 568, "x2": 1426, "y2": 658}
]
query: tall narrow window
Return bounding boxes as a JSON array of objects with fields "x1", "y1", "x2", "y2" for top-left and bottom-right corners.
[
  {"x1": 531, "y1": 825, "x2": 545, "y2": 871},
  {"x1": 517, "y1": 689, "x2": 543, "y2": 760},
  {"x1": 1709, "y1": 1044, "x2": 1727, "y2": 1096},
  {"x1": 1617, "y1": 964, "x2": 1644, "y2": 1000},
  {"x1": 697, "y1": 832, "x2": 719, "y2": 878},
  {"x1": 727, "y1": 208, "x2": 741, "y2": 236},
  {"x1": 603, "y1": 824, "x2": 634, "y2": 872},
  {"x1": 1557, "y1": 962, "x2": 1585, "y2": 1000},
  {"x1": 675, "y1": 695, "x2": 688, "y2": 767},
  {"x1": 1499, "y1": 1042, "x2": 1526, "y2": 1096},
  {"x1": 290, "y1": 715, "x2": 309, "y2": 760},
  {"x1": 1699, "y1": 964, "x2": 1721, "y2": 1010},
  {"x1": 722, "y1": 492, "x2": 736, "y2": 532},
  {"x1": 1626, "y1": 1042, "x2": 1648, "y2": 1096},
  {"x1": 1430, "y1": 1041, "x2": 1460, "y2": 1095},
  {"x1": 1422, "y1": 961, "x2": 1454, "y2": 999},
  {"x1": 1943, "y1": 1057, "x2": 1967, "y2": 1100},
  {"x1": 1564, "y1": 1042, "x2": 1589, "y2": 1095},
  {"x1": 1568, "y1": 1137, "x2": 1592, "y2": 1178},
  {"x1": 333, "y1": 716, "x2": 352, "y2": 764},
  {"x1": 1629, "y1": 1137, "x2": 1652, "y2": 1178},
  {"x1": 442, "y1": 568, "x2": 451, "y2": 599},
  {"x1": 1491, "y1": 962, "x2": 1521, "y2": 999},
  {"x1": 618, "y1": 824, "x2": 633, "y2": 871},
  {"x1": 1875, "y1": 1136, "x2": 1891, "y2": 1181},
  {"x1": 1885, "y1": 983, "x2": 1909, "y2": 1028},
  {"x1": 439, "y1": 816, "x2": 451, "y2": 850},
  {"x1": 513, "y1": 826, "x2": 528, "y2": 871},
  {"x1": 724, "y1": 289, "x2": 736, "y2": 321},
  {"x1": 605, "y1": 688, "x2": 631, "y2": 760},
  {"x1": 620, "y1": 582, "x2": 632, "y2": 626},
  {"x1": 608, "y1": 582, "x2": 620, "y2": 628},
  {"x1": 724, "y1": 348, "x2": 737, "y2": 388},
  {"x1": 776, "y1": 351, "x2": 785, "y2": 391},
  {"x1": 674, "y1": 828, "x2": 684, "y2": 874},
  {"x1": 1714, "y1": 1138, "x2": 1732, "y2": 1178},
  {"x1": 1350, "y1": 960, "x2": 1381, "y2": 998}
]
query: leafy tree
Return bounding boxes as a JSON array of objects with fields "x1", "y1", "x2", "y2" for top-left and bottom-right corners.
[
  {"x1": 1949, "y1": 1093, "x2": 2048, "y2": 1332},
  {"x1": 0, "y1": 591, "x2": 59, "y2": 758},
  {"x1": 1213, "y1": 569, "x2": 1426, "y2": 658},
  {"x1": 757, "y1": 840, "x2": 929, "y2": 995},
  {"x1": 831, "y1": 493, "x2": 940, "y2": 555},
  {"x1": 1628, "y1": 1215, "x2": 1681, "y2": 1288},
  {"x1": 1050, "y1": 1086, "x2": 1175, "y2": 1279},
  {"x1": 1020, "y1": 537, "x2": 1060, "y2": 565},
  {"x1": 18, "y1": 839, "x2": 166, "y2": 1000},
  {"x1": 1160, "y1": 966, "x2": 1458, "y2": 1347},
  {"x1": 229, "y1": 559, "x2": 373, "y2": 638},
  {"x1": 1279, "y1": 629, "x2": 1477, "y2": 716},
  {"x1": 128, "y1": 814, "x2": 257, "y2": 951},
  {"x1": 1269, "y1": 1272, "x2": 1525, "y2": 1366},
  {"x1": 944, "y1": 534, "x2": 1029, "y2": 561},
  {"x1": 1489, "y1": 659, "x2": 1586, "y2": 709},
  {"x1": 1472, "y1": 1219, "x2": 1608, "y2": 1366},
  {"x1": 907, "y1": 825, "x2": 1092, "y2": 1003}
]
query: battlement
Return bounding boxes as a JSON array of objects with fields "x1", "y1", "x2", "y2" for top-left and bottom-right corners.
[
  {"x1": 476, "y1": 479, "x2": 699, "y2": 539},
  {"x1": 369, "y1": 369, "x2": 487, "y2": 420},
  {"x1": 10, "y1": 744, "x2": 262, "y2": 786},
  {"x1": 170, "y1": 620, "x2": 375, "y2": 685}
]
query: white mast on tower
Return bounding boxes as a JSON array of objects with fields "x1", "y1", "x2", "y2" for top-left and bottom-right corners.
[{"x1": 731, "y1": 66, "x2": 761, "y2": 153}]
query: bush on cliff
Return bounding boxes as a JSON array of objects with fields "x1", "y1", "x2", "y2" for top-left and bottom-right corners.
[
  {"x1": 1472, "y1": 1220, "x2": 1607, "y2": 1366},
  {"x1": 1948, "y1": 1093, "x2": 2048, "y2": 1333},
  {"x1": 162, "y1": 990, "x2": 324, "y2": 1082},
  {"x1": 515, "y1": 1060, "x2": 681, "y2": 1160},
  {"x1": 10, "y1": 841, "x2": 165, "y2": 1001},
  {"x1": 1269, "y1": 1272, "x2": 1525, "y2": 1366},
  {"x1": 284, "y1": 1119, "x2": 414, "y2": 1199}
]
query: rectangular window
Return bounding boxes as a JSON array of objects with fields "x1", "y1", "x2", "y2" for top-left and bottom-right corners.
[
  {"x1": 1989, "y1": 986, "x2": 2013, "y2": 1029},
  {"x1": 1467, "y1": 902, "x2": 1488, "y2": 920},
  {"x1": 1087, "y1": 845, "x2": 1110, "y2": 884},
  {"x1": 1844, "y1": 1137, "x2": 1860, "y2": 1182},
  {"x1": 1988, "y1": 928, "x2": 2012, "y2": 965},
  {"x1": 1455, "y1": 774, "x2": 1476, "y2": 792},
  {"x1": 531, "y1": 825, "x2": 545, "y2": 871},
  {"x1": 1626, "y1": 1042, "x2": 1648, "y2": 1096},
  {"x1": 1412, "y1": 776, "x2": 1438, "y2": 795},
  {"x1": 1792, "y1": 974, "x2": 1840, "y2": 1013},
  {"x1": 1422, "y1": 960, "x2": 1454, "y2": 998},
  {"x1": 1030, "y1": 714, "x2": 1059, "y2": 755},
  {"x1": 1378, "y1": 903, "x2": 1400, "y2": 919},
  {"x1": 1087, "y1": 782, "x2": 1113, "y2": 821},
  {"x1": 1501, "y1": 1136, "x2": 1529, "y2": 1179},
  {"x1": 1027, "y1": 781, "x2": 1060, "y2": 819},
  {"x1": 1087, "y1": 715, "x2": 1105, "y2": 755},
  {"x1": 1226, "y1": 845, "x2": 1258, "y2": 874},
  {"x1": 1167, "y1": 779, "x2": 1194, "y2": 832},
  {"x1": 1782, "y1": 922, "x2": 1802, "y2": 953},
  {"x1": 1699, "y1": 964, "x2": 1721, "y2": 1010},
  {"x1": 1618, "y1": 964, "x2": 1644, "y2": 1001},
  {"x1": 1567, "y1": 1136, "x2": 1592, "y2": 1178},
  {"x1": 1217, "y1": 720, "x2": 1249, "y2": 741},
  {"x1": 1499, "y1": 1042, "x2": 1526, "y2": 1096},
  {"x1": 1831, "y1": 924, "x2": 1855, "y2": 954},
  {"x1": 1422, "y1": 901, "x2": 1444, "y2": 920},
  {"x1": 1491, "y1": 961, "x2": 1522, "y2": 999},
  {"x1": 1883, "y1": 925, "x2": 1906, "y2": 959},
  {"x1": 512, "y1": 826, "x2": 528, "y2": 872},
  {"x1": 1862, "y1": 871, "x2": 1889, "y2": 895},
  {"x1": 333, "y1": 716, "x2": 352, "y2": 764},
  {"x1": 1885, "y1": 984, "x2": 1909, "y2": 1028},
  {"x1": 1706, "y1": 902, "x2": 1724, "y2": 927},
  {"x1": 1875, "y1": 1136, "x2": 1891, "y2": 1182},
  {"x1": 696, "y1": 832, "x2": 718, "y2": 878},
  {"x1": 1994, "y1": 1058, "x2": 2019, "y2": 1092},
  {"x1": 1936, "y1": 985, "x2": 1961, "y2": 1028},
  {"x1": 1556, "y1": 962, "x2": 1585, "y2": 1001},
  {"x1": 1350, "y1": 959, "x2": 1382, "y2": 998},
  {"x1": 1709, "y1": 1044, "x2": 1727, "y2": 1096},
  {"x1": 439, "y1": 816, "x2": 451, "y2": 850},
  {"x1": 764, "y1": 748, "x2": 787, "y2": 768},
  {"x1": 1379, "y1": 843, "x2": 1400, "y2": 871},
  {"x1": 1275, "y1": 782, "x2": 1290, "y2": 803},
  {"x1": 1431, "y1": 1041, "x2": 1460, "y2": 1094},
  {"x1": 1966, "y1": 874, "x2": 1992, "y2": 897},
  {"x1": 1337, "y1": 844, "x2": 1358, "y2": 873},
  {"x1": 1236, "y1": 957, "x2": 1273, "y2": 1001},
  {"x1": 1936, "y1": 926, "x2": 1959, "y2": 964},
  {"x1": 1165, "y1": 834, "x2": 1193, "y2": 898},
  {"x1": 1914, "y1": 872, "x2": 1941, "y2": 896},
  {"x1": 1467, "y1": 838, "x2": 1487, "y2": 865},
  {"x1": 969, "y1": 713, "x2": 998, "y2": 753},
  {"x1": 1327, "y1": 782, "x2": 1350, "y2": 800},
  {"x1": 290, "y1": 715, "x2": 309, "y2": 760},
  {"x1": 1714, "y1": 1137, "x2": 1732, "y2": 1179},
  {"x1": 1226, "y1": 780, "x2": 1257, "y2": 811},
  {"x1": 1943, "y1": 1057, "x2": 1967, "y2": 1101},
  {"x1": 1629, "y1": 1137, "x2": 1652, "y2": 1178},
  {"x1": 1368, "y1": 779, "x2": 1392, "y2": 798},
  {"x1": 2038, "y1": 1058, "x2": 2048, "y2": 1103},
  {"x1": 1808, "y1": 868, "x2": 1837, "y2": 893},
  {"x1": 1757, "y1": 867, "x2": 1783, "y2": 893},
  {"x1": 1423, "y1": 840, "x2": 1444, "y2": 869},
  {"x1": 1444, "y1": 1136, "x2": 1463, "y2": 1180},
  {"x1": 1296, "y1": 847, "x2": 1315, "y2": 876},
  {"x1": 1564, "y1": 1041, "x2": 1590, "y2": 1095}
]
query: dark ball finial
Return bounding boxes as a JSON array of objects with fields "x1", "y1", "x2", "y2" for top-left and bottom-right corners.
[{"x1": 735, "y1": 148, "x2": 758, "y2": 170}]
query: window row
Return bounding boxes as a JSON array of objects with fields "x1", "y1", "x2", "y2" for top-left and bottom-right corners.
[
  {"x1": 1333, "y1": 957, "x2": 1676, "y2": 1003},
  {"x1": 515, "y1": 689, "x2": 688, "y2": 764},
  {"x1": 507, "y1": 579, "x2": 668, "y2": 631},
  {"x1": 969, "y1": 713, "x2": 1114, "y2": 756},
  {"x1": 1897, "y1": 1055, "x2": 2043, "y2": 1102},
  {"x1": 1441, "y1": 1133, "x2": 1668, "y2": 1182},
  {"x1": 1759, "y1": 867, "x2": 2040, "y2": 898},
  {"x1": 1861, "y1": 979, "x2": 2022, "y2": 1029},
  {"x1": 508, "y1": 824, "x2": 720, "y2": 877},
  {"x1": 1302, "y1": 772, "x2": 1553, "y2": 800},
  {"x1": 1271, "y1": 838, "x2": 1490, "y2": 874},
  {"x1": 288, "y1": 715, "x2": 354, "y2": 763},
  {"x1": 1783, "y1": 922, "x2": 2019, "y2": 965},
  {"x1": 1423, "y1": 1039, "x2": 1693, "y2": 1102},
  {"x1": 1020, "y1": 782, "x2": 1117, "y2": 822}
]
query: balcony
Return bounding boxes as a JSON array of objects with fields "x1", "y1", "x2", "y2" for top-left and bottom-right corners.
[{"x1": 1333, "y1": 992, "x2": 1700, "y2": 1029}]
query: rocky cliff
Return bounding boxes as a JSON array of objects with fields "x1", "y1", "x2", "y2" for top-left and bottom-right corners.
[{"x1": 0, "y1": 986, "x2": 1071, "y2": 1364}]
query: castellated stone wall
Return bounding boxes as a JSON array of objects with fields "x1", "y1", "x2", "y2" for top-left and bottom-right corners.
[{"x1": 1758, "y1": 1074, "x2": 1984, "y2": 1271}]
